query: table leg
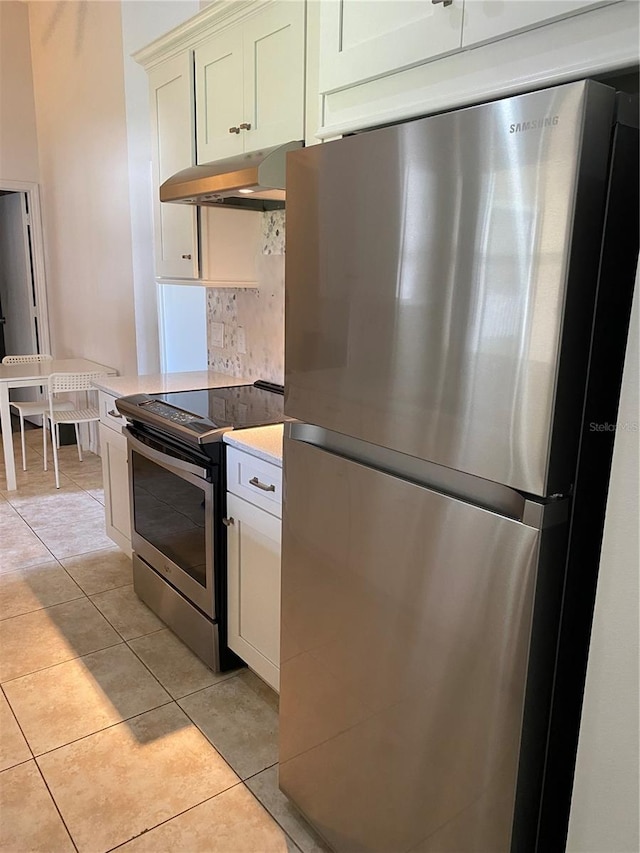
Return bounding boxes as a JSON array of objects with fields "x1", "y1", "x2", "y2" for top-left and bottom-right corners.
[{"x1": 0, "y1": 382, "x2": 17, "y2": 491}]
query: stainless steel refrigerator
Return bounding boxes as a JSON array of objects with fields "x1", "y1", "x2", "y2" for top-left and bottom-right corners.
[{"x1": 280, "y1": 80, "x2": 638, "y2": 853}]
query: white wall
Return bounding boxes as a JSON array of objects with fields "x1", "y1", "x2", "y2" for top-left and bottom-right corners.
[
  {"x1": 0, "y1": 1, "x2": 39, "y2": 183},
  {"x1": 28, "y1": 0, "x2": 138, "y2": 375},
  {"x1": 567, "y1": 272, "x2": 640, "y2": 852},
  {"x1": 120, "y1": 0, "x2": 199, "y2": 375}
]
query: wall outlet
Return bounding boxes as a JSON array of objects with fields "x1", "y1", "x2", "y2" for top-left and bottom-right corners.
[
  {"x1": 237, "y1": 325, "x2": 247, "y2": 354},
  {"x1": 211, "y1": 322, "x2": 225, "y2": 348}
]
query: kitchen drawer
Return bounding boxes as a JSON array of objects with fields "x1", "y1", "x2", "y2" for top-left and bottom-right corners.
[
  {"x1": 99, "y1": 391, "x2": 126, "y2": 433},
  {"x1": 226, "y1": 446, "x2": 282, "y2": 518}
]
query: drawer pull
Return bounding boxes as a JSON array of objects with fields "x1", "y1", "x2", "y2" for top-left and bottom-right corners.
[
  {"x1": 107, "y1": 409, "x2": 123, "y2": 419},
  {"x1": 223, "y1": 517, "x2": 235, "y2": 527},
  {"x1": 249, "y1": 476, "x2": 276, "y2": 493}
]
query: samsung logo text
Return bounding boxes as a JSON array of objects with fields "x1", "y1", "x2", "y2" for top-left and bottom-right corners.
[{"x1": 509, "y1": 116, "x2": 559, "y2": 133}]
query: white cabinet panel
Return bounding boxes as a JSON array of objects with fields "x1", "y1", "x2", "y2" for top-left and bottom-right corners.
[
  {"x1": 227, "y1": 492, "x2": 281, "y2": 691},
  {"x1": 99, "y1": 421, "x2": 131, "y2": 557},
  {"x1": 150, "y1": 53, "x2": 199, "y2": 279},
  {"x1": 195, "y1": 1, "x2": 305, "y2": 164},
  {"x1": 200, "y1": 207, "x2": 259, "y2": 287},
  {"x1": 195, "y1": 30, "x2": 244, "y2": 163},
  {"x1": 157, "y1": 283, "x2": 208, "y2": 373},
  {"x1": 319, "y1": 0, "x2": 462, "y2": 94},
  {"x1": 243, "y1": 1, "x2": 306, "y2": 151},
  {"x1": 462, "y1": 0, "x2": 618, "y2": 48}
]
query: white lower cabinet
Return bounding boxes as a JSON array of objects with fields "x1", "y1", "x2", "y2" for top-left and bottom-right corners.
[
  {"x1": 226, "y1": 449, "x2": 282, "y2": 691},
  {"x1": 99, "y1": 392, "x2": 131, "y2": 557}
]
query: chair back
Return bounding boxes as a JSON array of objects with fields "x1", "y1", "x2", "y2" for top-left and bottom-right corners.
[
  {"x1": 2, "y1": 354, "x2": 53, "y2": 364},
  {"x1": 48, "y1": 371, "x2": 106, "y2": 395}
]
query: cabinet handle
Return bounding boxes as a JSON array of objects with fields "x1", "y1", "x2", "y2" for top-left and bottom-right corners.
[
  {"x1": 249, "y1": 476, "x2": 276, "y2": 493},
  {"x1": 228, "y1": 126, "x2": 241, "y2": 134},
  {"x1": 181, "y1": 253, "x2": 192, "y2": 260},
  {"x1": 223, "y1": 517, "x2": 235, "y2": 526},
  {"x1": 239, "y1": 122, "x2": 252, "y2": 131},
  {"x1": 432, "y1": 0, "x2": 453, "y2": 5},
  {"x1": 107, "y1": 409, "x2": 122, "y2": 419}
]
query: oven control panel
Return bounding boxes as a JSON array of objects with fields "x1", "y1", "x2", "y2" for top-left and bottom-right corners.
[{"x1": 141, "y1": 400, "x2": 202, "y2": 425}]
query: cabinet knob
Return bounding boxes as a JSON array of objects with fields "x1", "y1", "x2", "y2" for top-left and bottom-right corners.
[
  {"x1": 239, "y1": 122, "x2": 252, "y2": 131},
  {"x1": 432, "y1": 0, "x2": 453, "y2": 5},
  {"x1": 228, "y1": 126, "x2": 241, "y2": 134},
  {"x1": 181, "y1": 254, "x2": 192, "y2": 260},
  {"x1": 223, "y1": 517, "x2": 235, "y2": 526}
]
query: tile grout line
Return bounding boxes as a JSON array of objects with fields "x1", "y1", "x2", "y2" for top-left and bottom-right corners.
[
  {"x1": 33, "y1": 755, "x2": 80, "y2": 853},
  {"x1": 104, "y1": 778, "x2": 247, "y2": 853},
  {"x1": 30, "y1": 696, "x2": 176, "y2": 762},
  {"x1": 0, "y1": 682, "x2": 35, "y2": 766}
]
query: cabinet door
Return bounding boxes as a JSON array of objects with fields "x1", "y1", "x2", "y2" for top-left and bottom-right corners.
[
  {"x1": 99, "y1": 423, "x2": 132, "y2": 556},
  {"x1": 462, "y1": 0, "x2": 618, "y2": 48},
  {"x1": 195, "y1": 29, "x2": 244, "y2": 164},
  {"x1": 149, "y1": 53, "x2": 199, "y2": 279},
  {"x1": 227, "y1": 493, "x2": 281, "y2": 691},
  {"x1": 319, "y1": 0, "x2": 462, "y2": 94},
  {"x1": 242, "y1": 1, "x2": 305, "y2": 151}
]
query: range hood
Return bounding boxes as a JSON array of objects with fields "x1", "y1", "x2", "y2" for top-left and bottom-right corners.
[{"x1": 159, "y1": 140, "x2": 303, "y2": 211}]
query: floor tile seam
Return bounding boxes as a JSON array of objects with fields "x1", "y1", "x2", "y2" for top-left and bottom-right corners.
[
  {"x1": 8, "y1": 514, "x2": 62, "y2": 562},
  {"x1": 109, "y1": 629, "x2": 183, "y2": 700},
  {"x1": 0, "y1": 682, "x2": 35, "y2": 763},
  {"x1": 28, "y1": 695, "x2": 176, "y2": 761},
  {"x1": 58, "y1": 544, "x2": 134, "y2": 569},
  {"x1": 25, "y1": 513, "x2": 110, "y2": 538},
  {"x1": 242, "y1": 773, "x2": 306, "y2": 853},
  {"x1": 167, "y1": 667, "x2": 240, "y2": 702},
  {"x1": 86, "y1": 594, "x2": 169, "y2": 645},
  {"x1": 173, "y1": 669, "x2": 245, "y2": 704},
  {"x1": 0, "y1": 637, "x2": 125, "y2": 687},
  {"x1": 103, "y1": 778, "x2": 247, "y2": 853},
  {"x1": 173, "y1": 691, "x2": 250, "y2": 780},
  {"x1": 0, "y1": 591, "x2": 88, "y2": 623},
  {"x1": 0, "y1": 637, "x2": 129, "y2": 690},
  {"x1": 79, "y1": 579, "x2": 138, "y2": 597},
  {"x1": 33, "y1": 754, "x2": 80, "y2": 853}
]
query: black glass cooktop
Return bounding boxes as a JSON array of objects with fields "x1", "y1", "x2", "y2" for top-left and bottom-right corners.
[{"x1": 117, "y1": 380, "x2": 285, "y2": 443}]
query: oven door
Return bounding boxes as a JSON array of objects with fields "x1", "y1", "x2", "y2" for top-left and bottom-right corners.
[{"x1": 125, "y1": 426, "x2": 217, "y2": 619}]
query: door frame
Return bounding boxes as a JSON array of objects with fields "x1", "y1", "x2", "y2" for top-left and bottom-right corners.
[{"x1": 0, "y1": 179, "x2": 51, "y2": 356}]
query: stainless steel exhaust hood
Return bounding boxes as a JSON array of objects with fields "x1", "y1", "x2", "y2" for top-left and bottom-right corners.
[{"x1": 159, "y1": 140, "x2": 303, "y2": 211}]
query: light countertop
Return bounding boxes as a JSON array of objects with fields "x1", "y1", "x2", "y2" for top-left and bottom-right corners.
[
  {"x1": 223, "y1": 424, "x2": 284, "y2": 467},
  {"x1": 93, "y1": 371, "x2": 249, "y2": 397}
]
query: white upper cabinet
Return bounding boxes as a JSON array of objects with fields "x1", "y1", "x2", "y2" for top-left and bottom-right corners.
[
  {"x1": 148, "y1": 53, "x2": 199, "y2": 280},
  {"x1": 195, "y1": 29, "x2": 245, "y2": 161},
  {"x1": 462, "y1": 0, "x2": 619, "y2": 48},
  {"x1": 319, "y1": 0, "x2": 463, "y2": 94},
  {"x1": 196, "y1": 1, "x2": 305, "y2": 164}
]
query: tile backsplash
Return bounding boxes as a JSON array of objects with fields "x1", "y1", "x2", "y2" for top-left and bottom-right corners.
[{"x1": 207, "y1": 211, "x2": 285, "y2": 385}]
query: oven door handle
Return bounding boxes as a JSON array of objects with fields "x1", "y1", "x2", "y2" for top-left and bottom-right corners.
[{"x1": 125, "y1": 428, "x2": 210, "y2": 480}]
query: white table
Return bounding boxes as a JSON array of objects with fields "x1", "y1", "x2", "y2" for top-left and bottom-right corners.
[{"x1": 0, "y1": 358, "x2": 116, "y2": 491}]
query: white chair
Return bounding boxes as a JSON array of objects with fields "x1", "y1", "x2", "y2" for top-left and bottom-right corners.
[
  {"x1": 44, "y1": 371, "x2": 106, "y2": 489},
  {"x1": 1, "y1": 354, "x2": 73, "y2": 472}
]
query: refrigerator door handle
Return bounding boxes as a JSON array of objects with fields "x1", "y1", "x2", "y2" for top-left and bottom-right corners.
[{"x1": 286, "y1": 422, "x2": 570, "y2": 528}]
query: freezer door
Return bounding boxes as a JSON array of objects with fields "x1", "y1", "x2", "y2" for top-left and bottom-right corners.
[
  {"x1": 285, "y1": 80, "x2": 615, "y2": 496},
  {"x1": 279, "y1": 438, "x2": 547, "y2": 853}
]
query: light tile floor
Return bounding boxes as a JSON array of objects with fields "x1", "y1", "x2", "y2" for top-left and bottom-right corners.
[{"x1": 0, "y1": 427, "x2": 329, "y2": 853}]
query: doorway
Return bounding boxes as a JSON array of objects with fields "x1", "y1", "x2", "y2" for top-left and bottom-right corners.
[{"x1": 0, "y1": 180, "x2": 51, "y2": 414}]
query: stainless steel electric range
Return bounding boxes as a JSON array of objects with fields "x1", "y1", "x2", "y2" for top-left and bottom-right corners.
[{"x1": 115, "y1": 380, "x2": 285, "y2": 671}]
